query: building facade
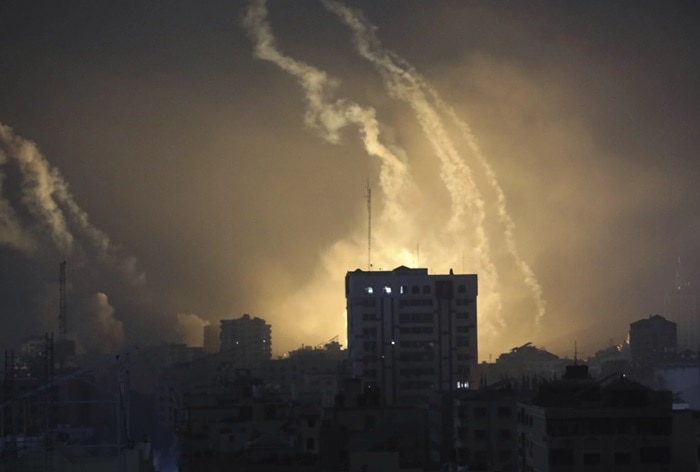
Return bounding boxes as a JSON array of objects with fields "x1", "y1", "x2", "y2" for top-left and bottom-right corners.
[
  {"x1": 345, "y1": 266, "x2": 478, "y2": 406},
  {"x1": 517, "y1": 367, "x2": 695, "y2": 472},
  {"x1": 220, "y1": 314, "x2": 272, "y2": 367},
  {"x1": 629, "y1": 314, "x2": 677, "y2": 385}
]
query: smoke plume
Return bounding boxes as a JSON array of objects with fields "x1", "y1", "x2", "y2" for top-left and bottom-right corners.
[
  {"x1": 75, "y1": 292, "x2": 125, "y2": 354},
  {"x1": 175, "y1": 313, "x2": 210, "y2": 347},
  {"x1": 0, "y1": 123, "x2": 146, "y2": 285},
  {"x1": 323, "y1": 0, "x2": 548, "y2": 329},
  {"x1": 243, "y1": 0, "x2": 546, "y2": 348}
]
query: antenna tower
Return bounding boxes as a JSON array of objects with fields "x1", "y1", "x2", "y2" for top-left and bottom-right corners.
[
  {"x1": 59, "y1": 260, "x2": 67, "y2": 342},
  {"x1": 366, "y1": 181, "x2": 372, "y2": 271}
]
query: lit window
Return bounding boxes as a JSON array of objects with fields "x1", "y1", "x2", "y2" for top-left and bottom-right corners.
[
  {"x1": 383, "y1": 286, "x2": 392, "y2": 294},
  {"x1": 365, "y1": 287, "x2": 374, "y2": 294}
]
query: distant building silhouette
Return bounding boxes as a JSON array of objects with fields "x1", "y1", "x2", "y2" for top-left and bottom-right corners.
[
  {"x1": 220, "y1": 314, "x2": 271, "y2": 367},
  {"x1": 345, "y1": 266, "x2": 477, "y2": 406},
  {"x1": 202, "y1": 324, "x2": 221, "y2": 353},
  {"x1": 518, "y1": 365, "x2": 695, "y2": 471},
  {"x1": 255, "y1": 340, "x2": 347, "y2": 407},
  {"x1": 629, "y1": 314, "x2": 676, "y2": 385}
]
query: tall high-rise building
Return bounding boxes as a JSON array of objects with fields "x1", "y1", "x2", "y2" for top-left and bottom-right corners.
[
  {"x1": 220, "y1": 314, "x2": 272, "y2": 367},
  {"x1": 345, "y1": 266, "x2": 478, "y2": 406}
]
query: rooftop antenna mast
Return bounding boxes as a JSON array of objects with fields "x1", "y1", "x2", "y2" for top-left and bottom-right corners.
[
  {"x1": 366, "y1": 180, "x2": 372, "y2": 271},
  {"x1": 59, "y1": 260, "x2": 67, "y2": 342}
]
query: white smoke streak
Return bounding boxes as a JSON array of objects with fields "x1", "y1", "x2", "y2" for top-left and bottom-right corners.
[
  {"x1": 322, "y1": 0, "x2": 546, "y2": 327},
  {"x1": 0, "y1": 123, "x2": 147, "y2": 287},
  {"x1": 441, "y1": 105, "x2": 547, "y2": 323},
  {"x1": 243, "y1": 0, "x2": 412, "y2": 230},
  {"x1": 322, "y1": 0, "x2": 503, "y2": 332}
]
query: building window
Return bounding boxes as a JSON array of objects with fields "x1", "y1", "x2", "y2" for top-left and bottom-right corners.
[
  {"x1": 497, "y1": 407, "x2": 511, "y2": 418},
  {"x1": 411, "y1": 285, "x2": 420, "y2": 294},
  {"x1": 400, "y1": 340, "x2": 432, "y2": 349},
  {"x1": 549, "y1": 448, "x2": 574, "y2": 466},
  {"x1": 499, "y1": 429, "x2": 512, "y2": 440},
  {"x1": 614, "y1": 452, "x2": 632, "y2": 465},
  {"x1": 399, "y1": 326, "x2": 434, "y2": 335},
  {"x1": 399, "y1": 298, "x2": 433, "y2": 308},
  {"x1": 423, "y1": 285, "x2": 431, "y2": 294},
  {"x1": 399, "y1": 312, "x2": 433, "y2": 323},
  {"x1": 640, "y1": 446, "x2": 671, "y2": 464},
  {"x1": 583, "y1": 453, "x2": 601, "y2": 466},
  {"x1": 365, "y1": 287, "x2": 374, "y2": 294}
]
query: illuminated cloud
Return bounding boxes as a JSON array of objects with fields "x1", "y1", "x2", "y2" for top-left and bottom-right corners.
[
  {"x1": 0, "y1": 1, "x2": 698, "y2": 360},
  {"x1": 175, "y1": 313, "x2": 210, "y2": 347},
  {"x1": 76, "y1": 292, "x2": 124, "y2": 354},
  {"x1": 244, "y1": 0, "x2": 550, "y2": 349}
]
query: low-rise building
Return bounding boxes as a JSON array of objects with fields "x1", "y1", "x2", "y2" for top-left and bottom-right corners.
[{"x1": 517, "y1": 365, "x2": 695, "y2": 471}]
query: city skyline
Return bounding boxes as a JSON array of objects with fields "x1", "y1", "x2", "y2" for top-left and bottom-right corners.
[{"x1": 1, "y1": 1, "x2": 699, "y2": 359}]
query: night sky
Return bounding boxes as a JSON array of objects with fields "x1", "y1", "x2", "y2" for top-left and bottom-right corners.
[{"x1": 1, "y1": 0, "x2": 699, "y2": 359}]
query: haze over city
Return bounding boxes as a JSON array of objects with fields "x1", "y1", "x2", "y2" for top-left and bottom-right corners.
[{"x1": 1, "y1": 0, "x2": 699, "y2": 359}]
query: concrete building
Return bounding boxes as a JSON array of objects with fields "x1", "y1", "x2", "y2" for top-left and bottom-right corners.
[
  {"x1": 478, "y1": 343, "x2": 568, "y2": 386},
  {"x1": 203, "y1": 324, "x2": 221, "y2": 353},
  {"x1": 177, "y1": 376, "x2": 318, "y2": 471},
  {"x1": 256, "y1": 340, "x2": 347, "y2": 407},
  {"x1": 629, "y1": 314, "x2": 677, "y2": 385},
  {"x1": 345, "y1": 266, "x2": 477, "y2": 406},
  {"x1": 655, "y1": 357, "x2": 700, "y2": 409},
  {"x1": 451, "y1": 383, "x2": 520, "y2": 471},
  {"x1": 320, "y1": 379, "x2": 429, "y2": 472},
  {"x1": 220, "y1": 314, "x2": 272, "y2": 367},
  {"x1": 517, "y1": 365, "x2": 695, "y2": 472}
]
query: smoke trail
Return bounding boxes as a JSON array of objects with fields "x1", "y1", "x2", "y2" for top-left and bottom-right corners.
[
  {"x1": 0, "y1": 123, "x2": 147, "y2": 287},
  {"x1": 441, "y1": 105, "x2": 546, "y2": 323},
  {"x1": 243, "y1": 0, "x2": 412, "y2": 229},
  {"x1": 322, "y1": 0, "x2": 546, "y2": 326},
  {"x1": 322, "y1": 0, "x2": 504, "y2": 329},
  {"x1": 0, "y1": 146, "x2": 35, "y2": 251}
]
